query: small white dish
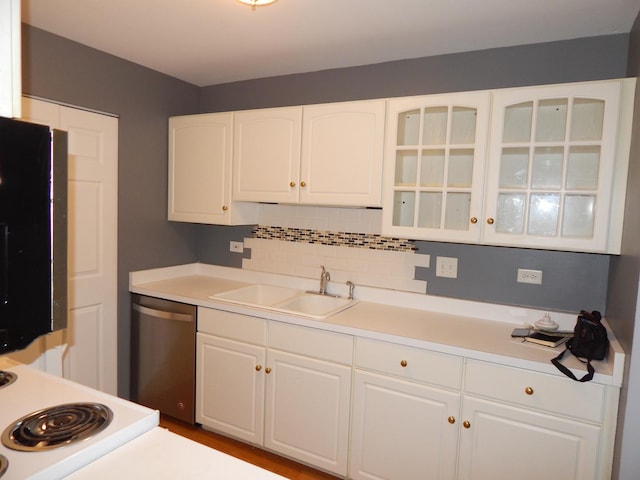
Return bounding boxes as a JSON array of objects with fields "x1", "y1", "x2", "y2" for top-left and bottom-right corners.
[{"x1": 534, "y1": 314, "x2": 559, "y2": 331}]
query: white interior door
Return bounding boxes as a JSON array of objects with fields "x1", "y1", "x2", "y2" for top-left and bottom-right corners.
[{"x1": 15, "y1": 97, "x2": 119, "y2": 395}]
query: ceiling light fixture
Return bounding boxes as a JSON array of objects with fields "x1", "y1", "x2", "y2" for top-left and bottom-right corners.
[{"x1": 237, "y1": 0, "x2": 278, "y2": 10}]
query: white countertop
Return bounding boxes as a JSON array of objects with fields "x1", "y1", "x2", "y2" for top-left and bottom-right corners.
[
  {"x1": 130, "y1": 263, "x2": 624, "y2": 387},
  {"x1": 65, "y1": 427, "x2": 287, "y2": 479}
]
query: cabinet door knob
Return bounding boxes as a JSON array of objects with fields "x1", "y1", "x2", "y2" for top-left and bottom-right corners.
[
  {"x1": 486, "y1": 217, "x2": 495, "y2": 225},
  {"x1": 400, "y1": 360, "x2": 408, "y2": 367},
  {"x1": 289, "y1": 181, "x2": 296, "y2": 187},
  {"x1": 470, "y1": 217, "x2": 478, "y2": 224},
  {"x1": 463, "y1": 420, "x2": 471, "y2": 429},
  {"x1": 265, "y1": 367, "x2": 272, "y2": 374},
  {"x1": 222, "y1": 205, "x2": 228, "y2": 211},
  {"x1": 300, "y1": 181, "x2": 307, "y2": 187},
  {"x1": 448, "y1": 416, "x2": 456, "y2": 424},
  {"x1": 525, "y1": 386, "x2": 534, "y2": 395},
  {"x1": 255, "y1": 365, "x2": 262, "y2": 372}
]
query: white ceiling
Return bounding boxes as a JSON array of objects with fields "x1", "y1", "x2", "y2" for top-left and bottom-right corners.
[{"x1": 21, "y1": 0, "x2": 640, "y2": 87}]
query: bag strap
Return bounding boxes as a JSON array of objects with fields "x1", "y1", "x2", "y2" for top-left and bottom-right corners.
[{"x1": 551, "y1": 348, "x2": 595, "y2": 382}]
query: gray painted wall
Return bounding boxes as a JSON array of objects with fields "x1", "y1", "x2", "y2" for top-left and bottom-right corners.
[
  {"x1": 608, "y1": 12, "x2": 640, "y2": 480},
  {"x1": 199, "y1": 34, "x2": 629, "y2": 111},
  {"x1": 196, "y1": 34, "x2": 628, "y2": 314},
  {"x1": 22, "y1": 25, "x2": 201, "y2": 396},
  {"x1": 414, "y1": 243, "x2": 609, "y2": 313}
]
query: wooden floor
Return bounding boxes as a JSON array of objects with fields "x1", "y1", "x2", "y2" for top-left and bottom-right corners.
[{"x1": 159, "y1": 415, "x2": 340, "y2": 480}]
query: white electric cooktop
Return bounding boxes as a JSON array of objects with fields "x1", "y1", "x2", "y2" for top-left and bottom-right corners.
[{"x1": 0, "y1": 357, "x2": 159, "y2": 480}]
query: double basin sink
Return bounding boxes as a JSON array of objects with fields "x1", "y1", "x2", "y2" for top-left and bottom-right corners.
[{"x1": 210, "y1": 284, "x2": 357, "y2": 320}]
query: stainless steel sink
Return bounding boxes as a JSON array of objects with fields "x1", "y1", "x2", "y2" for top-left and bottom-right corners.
[{"x1": 210, "y1": 284, "x2": 357, "y2": 320}]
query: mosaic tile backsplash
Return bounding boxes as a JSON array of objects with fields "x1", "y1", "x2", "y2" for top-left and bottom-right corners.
[{"x1": 253, "y1": 226, "x2": 416, "y2": 252}]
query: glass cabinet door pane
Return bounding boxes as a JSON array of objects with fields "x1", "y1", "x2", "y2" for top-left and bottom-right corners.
[
  {"x1": 566, "y1": 146, "x2": 600, "y2": 189},
  {"x1": 570, "y1": 99, "x2": 605, "y2": 141},
  {"x1": 531, "y1": 147, "x2": 563, "y2": 189},
  {"x1": 420, "y1": 149, "x2": 445, "y2": 187},
  {"x1": 395, "y1": 151, "x2": 418, "y2": 186},
  {"x1": 562, "y1": 195, "x2": 596, "y2": 238},
  {"x1": 397, "y1": 109, "x2": 421, "y2": 145},
  {"x1": 503, "y1": 102, "x2": 532, "y2": 143},
  {"x1": 448, "y1": 149, "x2": 474, "y2": 187},
  {"x1": 528, "y1": 193, "x2": 560, "y2": 236},
  {"x1": 444, "y1": 193, "x2": 471, "y2": 230},
  {"x1": 423, "y1": 106, "x2": 448, "y2": 145},
  {"x1": 393, "y1": 191, "x2": 416, "y2": 227},
  {"x1": 535, "y1": 99, "x2": 568, "y2": 142},
  {"x1": 496, "y1": 194, "x2": 526, "y2": 234},
  {"x1": 450, "y1": 107, "x2": 477, "y2": 144},
  {"x1": 417, "y1": 192, "x2": 442, "y2": 228},
  {"x1": 499, "y1": 148, "x2": 529, "y2": 188}
]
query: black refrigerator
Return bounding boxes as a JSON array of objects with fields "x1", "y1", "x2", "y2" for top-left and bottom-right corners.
[{"x1": 0, "y1": 116, "x2": 68, "y2": 354}]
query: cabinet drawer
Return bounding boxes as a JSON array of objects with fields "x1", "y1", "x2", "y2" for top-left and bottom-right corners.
[
  {"x1": 268, "y1": 322, "x2": 353, "y2": 365},
  {"x1": 464, "y1": 360, "x2": 605, "y2": 423},
  {"x1": 197, "y1": 307, "x2": 267, "y2": 345},
  {"x1": 355, "y1": 338, "x2": 463, "y2": 390}
]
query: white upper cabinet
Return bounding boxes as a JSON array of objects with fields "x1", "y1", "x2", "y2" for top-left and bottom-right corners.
[
  {"x1": 168, "y1": 113, "x2": 258, "y2": 225},
  {"x1": 0, "y1": 0, "x2": 21, "y2": 118},
  {"x1": 382, "y1": 91, "x2": 491, "y2": 242},
  {"x1": 484, "y1": 80, "x2": 633, "y2": 253},
  {"x1": 300, "y1": 99, "x2": 385, "y2": 206},
  {"x1": 233, "y1": 106, "x2": 303, "y2": 204},
  {"x1": 233, "y1": 100, "x2": 386, "y2": 206},
  {"x1": 381, "y1": 79, "x2": 634, "y2": 253}
]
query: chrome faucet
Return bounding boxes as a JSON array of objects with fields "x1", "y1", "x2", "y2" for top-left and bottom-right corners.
[{"x1": 319, "y1": 266, "x2": 330, "y2": 295}]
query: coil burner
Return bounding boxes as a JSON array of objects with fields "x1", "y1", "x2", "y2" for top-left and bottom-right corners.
[
  {"x1": 1, "y1": 403, "x2": 113, "y2": 452},
  {"x1": 0, "y1": 371, "x2": 16, "y2": 390}
]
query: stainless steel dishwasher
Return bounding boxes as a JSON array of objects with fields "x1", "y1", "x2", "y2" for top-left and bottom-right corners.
[{"x1": 130, "y1": 294, "x2": 196, "y2": 423}]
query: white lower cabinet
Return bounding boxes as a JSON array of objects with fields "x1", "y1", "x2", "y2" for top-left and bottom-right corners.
[
  {"x1": 350, "y1": 371, "x2": 460, "y2": 480},
  {"x1": 196, "y1": 309, "x2": 267, "y2": 445},
  {"x1": 196, "y1": 308, "x2": 353, "y2": 477},
  {"x1": 457, "y1": 396, "x2": 600, "y2": 480},
  {"x1": 458, "y1": 359, "x2": 609, "y2": 480},
  {"x1": 197, "y1": 311, "x2": 618, "y2": 480},
  {"x1": 349, "y1": 338, "x2": 463, "y2": 480},
  {"x1": 265, "y1": 348, "x2": 351, "y2": 475},
  {"x1": 349, "y1": 339, "x2": 616, "y2": 480}
]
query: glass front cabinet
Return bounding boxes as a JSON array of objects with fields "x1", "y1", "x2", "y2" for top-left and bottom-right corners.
[
  {"x1": 382, "y1": 79, "x2": 634, "y2": 253},
  {"x1": 382, "y1": 92, "x2": 491, "y2": 243}
]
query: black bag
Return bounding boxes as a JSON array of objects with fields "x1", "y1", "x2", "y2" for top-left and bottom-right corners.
[{"x1": 551, "y1": 310, "x2": 609, "y2": 382}]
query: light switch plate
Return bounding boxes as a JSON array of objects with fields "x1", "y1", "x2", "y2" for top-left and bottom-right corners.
[{"x1": 436, "y1": 256, "x2": 458, "y2": 278}]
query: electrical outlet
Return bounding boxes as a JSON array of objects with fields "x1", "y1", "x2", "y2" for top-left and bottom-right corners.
[
  {"x1": 229, "y1": 241, "x2": 244, "y2": 253},
  {"x1": 517, "y1": 268, "x2": 542, "y2": 285},
  {"x1": 436, "y1": 256, "x2": 458, "y2": 279}
]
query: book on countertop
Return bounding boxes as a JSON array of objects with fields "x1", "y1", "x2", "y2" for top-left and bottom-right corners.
[{"x1": 524, "y1": 332, "x2": 570, "y2": 348}]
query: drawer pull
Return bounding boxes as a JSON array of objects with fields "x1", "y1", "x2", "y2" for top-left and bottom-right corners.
[
  {"x1": 400, "y1": 360, "x2": 408, "y2": 367},
  {"x1": 255, "y1": 365, "x2": 262, "y2": 371},
  {"x1": 265, "y1": 367, "x2": 272, "y2": 374},
  {"x1": 463, "y1": 420, "x2": 471, "y2": 429},
  {"x1": 470, "y1": 217, "x2": 478, "y2": 224},
  {"x1": 289, "y1": 181, "x2": 296, "y2": 187},
  {"x1": 447, "y1": 416, "x2": 456, "y2": 425},
  {"x1": 525, "y1": 386, "x2": 534, "y2": 395},
  {"x1": 486, "y1": 217, "x2": 495, "y2": 225}
]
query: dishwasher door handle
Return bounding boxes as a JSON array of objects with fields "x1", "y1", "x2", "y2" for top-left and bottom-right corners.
[{"x1": 133, "y1": 303, "x2": 194, "y2": 322}]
